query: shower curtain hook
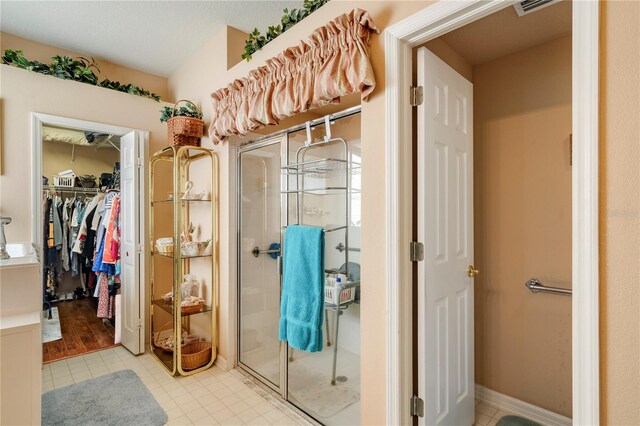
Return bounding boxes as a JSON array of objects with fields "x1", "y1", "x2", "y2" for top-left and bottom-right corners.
[
  {"x1": 323, "y1": 115, "x2": 332, "y2": 142},
  {"x1": 305, "y1": 121, "x2": 312, "y2": 147}
]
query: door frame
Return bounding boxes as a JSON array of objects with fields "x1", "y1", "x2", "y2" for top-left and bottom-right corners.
[
  {"x1": 384, "y1": 1, "x2": 600, "y2": 425},
  {"x1": 31, "y1": 112, "x2": 149, "y2": 353}
]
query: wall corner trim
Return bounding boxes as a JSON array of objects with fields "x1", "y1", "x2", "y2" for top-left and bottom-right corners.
[
  {"x1": 214, "y1": 354, "x2": 228, "y2": 371},
  {"x1": 475, "y1": 385, "x2": 572, "y2": 426}
]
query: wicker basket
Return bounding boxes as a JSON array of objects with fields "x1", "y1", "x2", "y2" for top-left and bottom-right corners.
[
  {"x1": 181, "y1": 301, "x2": 205, "y2": 315},
  {"x1": 182, "y1": 341, "x2": 212, "y2": 370},
  {"x1": 167, "y1": 100, "x2": 204, "y2": 147},
  {"x1": 153, "y1": 321, "x2": 189, "y2": 352}
]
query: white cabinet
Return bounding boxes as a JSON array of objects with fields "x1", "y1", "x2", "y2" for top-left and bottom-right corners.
[{"x1": 0, "y1": 312, "x2": 42, "y2": 425}]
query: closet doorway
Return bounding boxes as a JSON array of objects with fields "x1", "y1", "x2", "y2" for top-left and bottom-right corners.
[
  {"x1": 237, "y1": 107, "x2": 362, "y2": 425},
  {"x1": 32, "y1": 113, "x2": 147, "y2": 362}
]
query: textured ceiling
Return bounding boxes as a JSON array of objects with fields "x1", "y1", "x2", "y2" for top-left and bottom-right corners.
[
  {"x1": 440, "y1": 0, "x2": 572, "y2": 65},
  {"x1": 0, "y1": 1, "x2": 300, "y2": 77}
]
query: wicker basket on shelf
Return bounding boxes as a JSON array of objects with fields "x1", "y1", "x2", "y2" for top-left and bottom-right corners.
[
  {"x1": 167, "y1": 100, "x2": 204, "y2": 147},
  {"x1": 182, "y1": 341, "x2": 212, "y2": 370},
  {"x1": 181, "y1": 301, "x2": 204, "y2": 315},
  {"x1": 153, "y1": 321, "x2": 189, "y2": 352}
]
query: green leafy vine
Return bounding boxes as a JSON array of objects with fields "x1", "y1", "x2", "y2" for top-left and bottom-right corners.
[
  {"x1": 242, "y1": 0, "x2": 329, "y2": 62},
  {"x1": 159, "y1": 103, "x2": 202, "y2": 123},
  {"x1": 2, "y1": 49, "x2": 161, "y2": 101}
]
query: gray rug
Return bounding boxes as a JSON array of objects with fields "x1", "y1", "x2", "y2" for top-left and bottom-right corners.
[
  {"x1": 42, "y1": 370, "x2": 167, "y2": 426},
  {"x1": 42, "y1": 307, "x2": 62, "y2": 343},
  {"x1": 496, "y1": 415, "x2": 542, "y2": 426}
]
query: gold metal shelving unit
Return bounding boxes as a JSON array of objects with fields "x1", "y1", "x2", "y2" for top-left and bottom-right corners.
[{"x1": 149, "y1": 145, "x2": 218, "y2": 376}]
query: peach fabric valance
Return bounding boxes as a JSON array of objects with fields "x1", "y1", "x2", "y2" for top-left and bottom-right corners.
[{"x1": 209, "y1": 8, "x2": 379, "y2": 143}]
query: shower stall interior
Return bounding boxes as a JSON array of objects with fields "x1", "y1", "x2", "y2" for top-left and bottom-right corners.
[{"x1": 237, "y1": 107, "x2": 362, "y2": 425}]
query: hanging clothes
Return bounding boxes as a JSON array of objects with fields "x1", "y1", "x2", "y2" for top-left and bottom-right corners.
[{"x1": 90, "y1": 191, "x2": 121, "y2": 319}]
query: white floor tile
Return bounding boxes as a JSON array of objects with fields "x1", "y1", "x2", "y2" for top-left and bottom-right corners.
[{"x1": 44, "y1": 349, "x2": 306, "y2": 426}]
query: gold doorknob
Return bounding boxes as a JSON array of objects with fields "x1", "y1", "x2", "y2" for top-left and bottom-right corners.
[{"x1": 467, "y1": 265, "x2": 479, "y2": 277}]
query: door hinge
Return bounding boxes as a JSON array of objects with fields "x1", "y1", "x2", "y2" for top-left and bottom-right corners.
[
  {"x1": 137, "y1": 319, "x2": 142, "y2": 329},
  {"x1": 410, "y1": 85, "x2": 424, "y2": 106},
  {"x1": 410, "y1": 241, "x2": 424, "y2": 262},
  {"x1": 136, "y1": 244, "x2": 143, "y2": 254},
  {"x1": 410, "y1": 395, "x2": 424, "y2": 417},
  {"x1": 136, "y1": 158, "x2": 143, "y2": 168}
]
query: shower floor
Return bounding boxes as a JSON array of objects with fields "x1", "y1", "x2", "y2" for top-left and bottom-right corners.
[{"x1": 240, "y1": 340, "x2": 360, "y2": 425}]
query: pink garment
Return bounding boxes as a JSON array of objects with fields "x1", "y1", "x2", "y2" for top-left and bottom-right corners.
[
  {"x1": 103, "y1": 196, "x2": 120, "y2": 264},
  {"x1": 97, "y1": 273, "x2": 115, "y2": 318}
]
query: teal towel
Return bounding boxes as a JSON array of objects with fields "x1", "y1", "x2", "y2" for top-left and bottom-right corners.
[{"x1": 279, "y1": 225, "x2": 325, "y2": 352}]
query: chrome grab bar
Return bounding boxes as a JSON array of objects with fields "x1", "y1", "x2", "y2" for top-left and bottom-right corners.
[
  {"x1": 525, "y1": 277, "x2": 572, "y2": 296},
  {"x1": 335, "y1": 242, "x2": 360, "y2": 253},
  {"x1": 251, "y1": 246, "x2": 280, "y2": 258}
]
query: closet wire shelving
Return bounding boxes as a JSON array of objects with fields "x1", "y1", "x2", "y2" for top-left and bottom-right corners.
[{"x1": 282, "y1": 116, "x2": 361, "y2": 386}]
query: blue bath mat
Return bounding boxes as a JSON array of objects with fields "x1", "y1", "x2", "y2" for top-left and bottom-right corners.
[
  {"x1": 42, "y1": 370, "x2": 167, "y2": 426},
  {"x1": 496, "y1": 415, "x2": 542, "y2": 426}
]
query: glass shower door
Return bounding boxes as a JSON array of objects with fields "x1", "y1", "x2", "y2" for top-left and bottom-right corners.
[{"x1": 238, "y1": 139, "x2": 282, "y2": 387}]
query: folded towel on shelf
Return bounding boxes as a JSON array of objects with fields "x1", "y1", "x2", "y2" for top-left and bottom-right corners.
[{"x1": 279, "y1": 225, "x2": 325, "y2": 352}]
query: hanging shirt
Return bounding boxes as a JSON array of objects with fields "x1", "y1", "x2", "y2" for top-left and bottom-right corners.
[
  {"x1": 103, "y1": 195, "x2": 120, "y2": 265},
  {"x1": 72, "y1": 194, "x2": 102, "y2": 254}
]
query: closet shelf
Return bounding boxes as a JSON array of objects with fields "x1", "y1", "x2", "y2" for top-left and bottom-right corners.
[
  {"x1": 43, "y1": 185, "x2": 103, "y2": 194},
  {"x1": 152, "y1": 299, "x2": 213, "y2": 317}
]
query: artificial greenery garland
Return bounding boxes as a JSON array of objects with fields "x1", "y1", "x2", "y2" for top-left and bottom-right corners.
[
  {"x1": 242, "y1": 0, "x2": 329, "y2": 61},
  {"x1": 159, "y1": 103, "x2": 202, "y2": 123},
  {"x1": 2, "y1": 49, "x2": 161, "y2": 101}
]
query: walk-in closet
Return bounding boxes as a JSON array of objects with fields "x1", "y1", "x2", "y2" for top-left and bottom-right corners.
[
  {"x1": 237, "y1": 107, "x2": 362, "y2": 425},
  {"x1": 41, "y1": 125, "x2": 123, "y2": 362}
]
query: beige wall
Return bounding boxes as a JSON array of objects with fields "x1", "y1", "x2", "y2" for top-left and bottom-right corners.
[
  {"x1": 421, "y1": 37, "x2": 473, "y2": 82},
  {"x1": 42, "y1": 141, "x2": 119, "y2": 181},
  {"x1": 0, "y1": 65, "x2": 168, "y2": 242},
  {"x1": 1, "y1": 32, "x2": 171, "y2": 102},
  {"x1": 473, "y1": 35, "x2": 572, "y2": 417},
  {"x1": 599, "y1": 1, "x2": 640, "y2": 425}
]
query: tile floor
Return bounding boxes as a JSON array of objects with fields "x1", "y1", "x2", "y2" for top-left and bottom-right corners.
[
  {"x1": 474, "y1": 399, "x2": 526, "y2": 426},
  {"x1": 43, "y1": 346, "x2": 312, "y2": 426},
  {"x1": 43, "y1": 346, "x2": 533, "y2": 426}
]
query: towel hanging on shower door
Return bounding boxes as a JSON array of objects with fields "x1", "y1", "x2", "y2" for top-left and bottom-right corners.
[{"x1": 279, "y1": 225, "x2": 325, "y2": 352}]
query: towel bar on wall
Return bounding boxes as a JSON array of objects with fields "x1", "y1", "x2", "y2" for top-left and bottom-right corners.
[{"x1": 525, "y1": 277, "x2": 572, "y2": 296}]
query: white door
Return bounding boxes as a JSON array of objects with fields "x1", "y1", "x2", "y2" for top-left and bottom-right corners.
[
  {"x1": 120, "y1": 131, "x2": 144, "y2": 354},
  {"x1": 417, "y1": 48, "x2": 475, "y2": 426}
]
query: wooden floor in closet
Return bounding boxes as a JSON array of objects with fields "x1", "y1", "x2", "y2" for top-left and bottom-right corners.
[{"x1": 43, "y1": 298, "x2": 118, "y2": 363}]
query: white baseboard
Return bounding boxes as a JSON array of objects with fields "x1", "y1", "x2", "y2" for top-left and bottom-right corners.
[
  {"x1": 215, "y1": 354, "x2": 228, "y2": 371},
  {"x1": 475, "y1": 384, "x2": 572, "y2": 426}
]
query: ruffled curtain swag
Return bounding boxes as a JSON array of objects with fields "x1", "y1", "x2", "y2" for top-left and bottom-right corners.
[{"x1": 209, "y1": 8, "x2": 379, "y2": 143}]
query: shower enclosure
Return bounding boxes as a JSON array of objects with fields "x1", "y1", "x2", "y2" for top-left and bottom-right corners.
[{"x1": 237, "y1": 107, "x2": 362, "y2": 425}]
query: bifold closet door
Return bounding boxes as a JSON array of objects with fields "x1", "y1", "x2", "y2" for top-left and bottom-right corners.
[
  {"x1": 120, "y1": 131, "x2": 144, "y2": 355},
  {"x1": 238, "y1": 140, "x2": 282, "y2": 387}
]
